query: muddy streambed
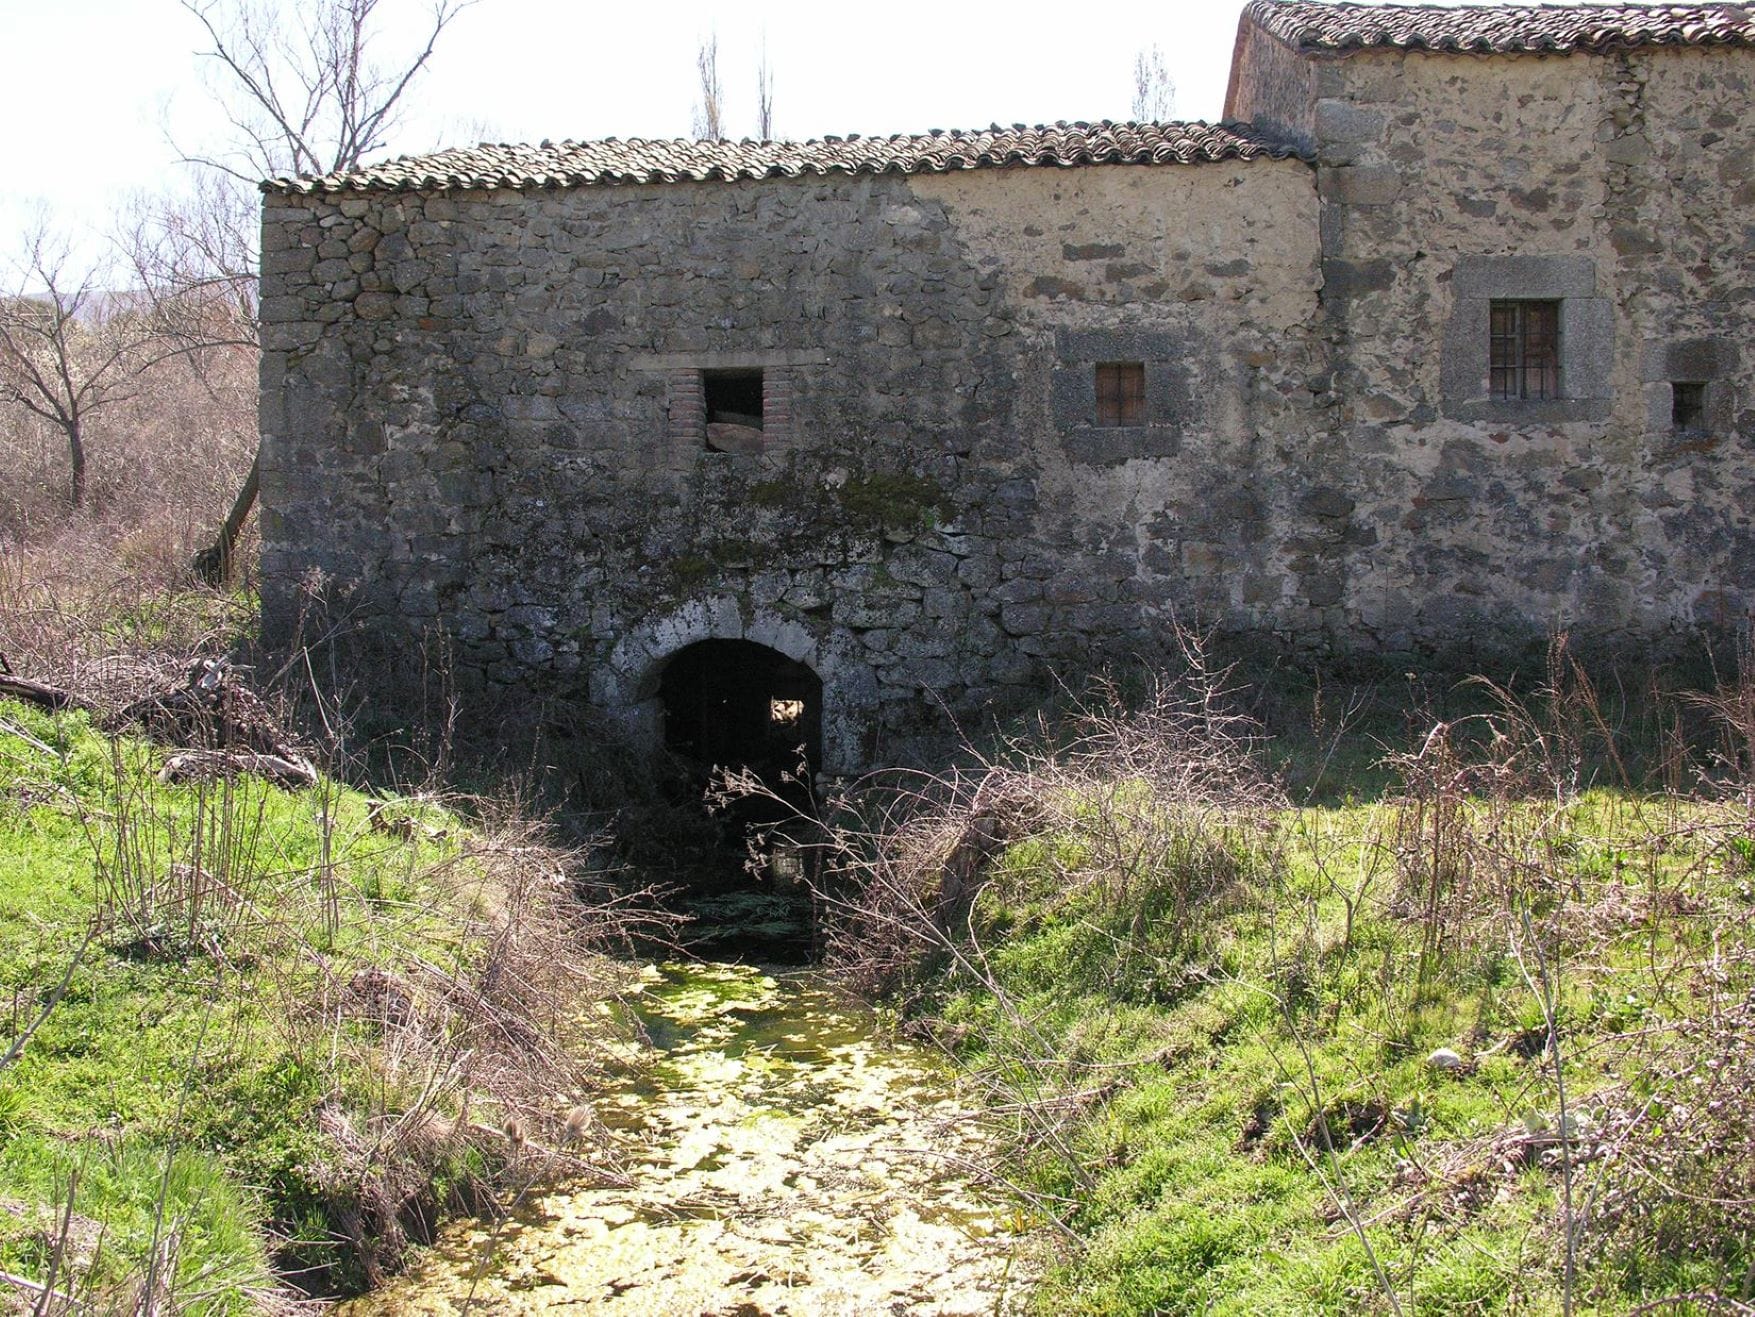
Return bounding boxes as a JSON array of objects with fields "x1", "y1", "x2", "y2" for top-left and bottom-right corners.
[{"x1": 349, "y1": 961, "x2": 1034, "y2": 1314}]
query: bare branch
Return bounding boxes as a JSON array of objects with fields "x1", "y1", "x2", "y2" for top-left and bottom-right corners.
[
  {"x1": 155, "y1": 0, "x2": 479, "y2": 577},
  {"x1": 756, "y1": 36, "x2": 775, "y2": 141},
  {"x1": 693, "y1": 31, "x2": 723, "y2": 141},
  {"x1": 121, "y1": 175, "x2": 261, "y2": 356},
  {"x1": 177, "y1": 0, "x2": 478, "y2": 180},
  {"x1": 1131, "y1": 45, "x2": 1175, "y2": 123}
]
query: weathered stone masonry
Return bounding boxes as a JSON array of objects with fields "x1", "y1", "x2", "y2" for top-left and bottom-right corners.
[{"x1": 260, "y1": 1, "x2": 1755, "y2": 771}]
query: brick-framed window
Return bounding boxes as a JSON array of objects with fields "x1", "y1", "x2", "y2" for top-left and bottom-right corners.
[
  {"x1": 666, "y1": 364, "x2": 793, "y2": 458},
  {"x1": 1489, "y1": 300, "x2": 1560, "y2": 401},
  {"x1": 1094, "y1": 362, "x2": 1146, "y2": 427}
]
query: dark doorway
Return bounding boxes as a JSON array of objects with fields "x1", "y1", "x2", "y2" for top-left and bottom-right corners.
[
  {"x1": 659, "y1": 640, "x2": 820, "y2": 789},
  {"x1": 656, "y1": 641, "x2": 825, "y2": 956}
]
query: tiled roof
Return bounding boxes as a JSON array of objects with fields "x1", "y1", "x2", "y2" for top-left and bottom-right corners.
[
  {"x1": 263, "y1": 121, "x2": 1308, "y2": 195},
  {"x1": 1245, "y1": 0, "x2": 1755, "y2": 54}
]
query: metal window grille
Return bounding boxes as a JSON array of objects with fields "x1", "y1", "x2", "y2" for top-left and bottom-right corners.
[
  {"x1": 1095, "y1": 362, "x2": 1146, "y2": 427},
  {"x1": 1489, "y1": 301, "x2": 1560, "y2": 401}
]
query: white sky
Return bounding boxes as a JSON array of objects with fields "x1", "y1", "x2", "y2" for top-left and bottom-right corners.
[
  {"x1": 0, "y1": 0, "x2": 1245, "y2": 267},
  {"x1": 0, "y1": 0, "x2": 1520, "y2": 272}
]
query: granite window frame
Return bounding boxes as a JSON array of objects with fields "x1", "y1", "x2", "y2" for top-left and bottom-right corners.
[
  {"x1": 1050, "y1": 329, "x2": 1186, "y2": 465},
  {"x1": 1441, "y1": 256, "x2": 1613, "y2": 423},
  {"x1": 1641, "y1": 337, "x2": 1738, "y2": 446}
]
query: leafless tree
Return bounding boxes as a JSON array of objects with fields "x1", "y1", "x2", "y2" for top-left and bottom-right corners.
[
  {"x1": 149, "y1": 0, "x2": 477, "y2": 580},
  {"x1": 125, "y1": 173, "x2": 259, "y2": 355},
  {"x1": 1131, "y1": 45, "x2": 1175, "y2": 123},
  {"x1": 0, "y1": 223, "x2": 161, "y2": 509},
  {"x1": 755, "y1": 37, "x2": 775, "y2": 141},
  {"x1": 179, "y1": 0, "x2": 478, "y2": 182},
  {"x1": 693, "y1": 32, "x2": 724, "y2": 140}
]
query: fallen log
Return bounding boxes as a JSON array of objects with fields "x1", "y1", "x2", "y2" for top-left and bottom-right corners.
[
  {"x1": 0, "y1": 674, "x2": 97, "y2": 715},
  {"x1": 159, "y1": 749, "x2": 319, "y2": 790}
]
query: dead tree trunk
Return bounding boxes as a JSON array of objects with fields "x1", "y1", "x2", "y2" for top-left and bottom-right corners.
[{"x1": 193, "y1": 449, "x2": 260, "y2": 586}]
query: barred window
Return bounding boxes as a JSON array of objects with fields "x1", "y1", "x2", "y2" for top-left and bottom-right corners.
[
  {"x1": 1489, "y1": 301, "x2": 1560, "y2": 401},
  {"x1": 1095, "y1": 362, "x2": 1146, "y2": 427}
]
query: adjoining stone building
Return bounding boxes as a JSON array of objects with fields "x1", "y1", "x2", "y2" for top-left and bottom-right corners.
[{"x1": 259, "y1": 0, "x2": 1755, "y2": 775}]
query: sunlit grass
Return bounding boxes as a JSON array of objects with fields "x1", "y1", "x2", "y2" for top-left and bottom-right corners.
[
  {"x1": 0, "y1": 698, "x2": 622, "y2": 1308},
  {"x1": 834, "y1": 655, "x2": 1755, "y2": 1315}
]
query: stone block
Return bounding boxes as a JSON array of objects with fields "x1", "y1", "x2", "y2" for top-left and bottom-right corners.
[
  {"x1": 1318, "y1": 164, "x2": 1401, "y2": 206},
  {"x1": 1314, "y1": 99, "x2": 1387, "y2": 145},
  {"x1": 1452, "y1": 254, "x2": 1596, "y2": 300},
  {"x1": 838, "y1": 598, "x2": 920, "y2": 629},
  {"x1": 354, "y1": 290, "x2": 397, "y2": 321},
  {"x1": 1300, "y1": 487, "x2": 1355, "y2": 520},
  {"x1": 998, "y1": 603, "x2": 1048, "y2": 636},
  {"x1": 1321, "y1": 258, "x2": 1395, "y2": 299}
]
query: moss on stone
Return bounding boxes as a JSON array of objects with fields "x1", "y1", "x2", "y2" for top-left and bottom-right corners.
[
  {"x1": 746, "y1": 479, "x2": 800, "y2": 510},
  {"x1": 835, "y1": 471, "x2": 952, "y2": 531},
  {"x1": 667, "y1": 556, "x2": 713, "y2": 589}
]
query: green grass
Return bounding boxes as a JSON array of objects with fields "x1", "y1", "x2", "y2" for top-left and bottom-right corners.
[
  {"x1": 889, "y1": 755, "x2": 1755, "y2": 1313},
  {"x1": 0, "y1": 698, "x2": 605, "y2": 1309}
]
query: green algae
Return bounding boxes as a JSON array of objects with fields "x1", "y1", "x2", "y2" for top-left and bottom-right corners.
[{"x1": 347, "y1": 961, "x2": 1034, "y2": 1314}]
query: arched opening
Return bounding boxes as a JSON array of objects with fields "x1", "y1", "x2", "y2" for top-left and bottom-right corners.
[
  {"x1": 659, "y1": 639, "x2": 822, "y2": 793},
  {"x1": 657, "y1": 638, "x2": 823, "y2": 904}
]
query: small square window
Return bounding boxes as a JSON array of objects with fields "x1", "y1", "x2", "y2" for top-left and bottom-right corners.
[
  {"x1": 1489, "y1": 301, "x2": 1560, "y2": 401},
  {"x1": 703, "y1": 368, "x2": 764, "y2": 452},
  {"x1": 1095, "y1": 362, "x2": 1146, "y2": 427},
  {"x1": 1671, "y1": 380, "x2": 1707, "y2": 434}
]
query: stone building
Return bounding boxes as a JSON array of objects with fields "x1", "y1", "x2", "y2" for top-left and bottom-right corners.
[{"x1": 259, "y1": 0, "x2": 1755, "y2": 775}]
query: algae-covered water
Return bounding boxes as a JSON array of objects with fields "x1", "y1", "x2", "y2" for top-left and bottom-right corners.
[{"x1": 349, "y1": 961, "x2": 1033, "y2": 1314}]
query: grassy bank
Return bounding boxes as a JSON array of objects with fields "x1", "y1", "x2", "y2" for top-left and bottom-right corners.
[
  {"x1": 823, "y1": 651, "x2": 1755, "y2": 1314},
  {"x1": 0, "y1": 697, "x2": 630, "y2": 1311}
]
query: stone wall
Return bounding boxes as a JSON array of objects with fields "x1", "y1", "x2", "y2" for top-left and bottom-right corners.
[
  {"x1": 259, "y1": 161, "x2": 1322, "y2": 767},
  {"x1": 261, "y1": 39, "x2": 1755, "y2": 769},
  {"x1": 1224, "y1": 19, "x2": 1319, "y2": 145},
  {"x1": 1258, "y1": 44, "x2": 1755, "y2": 646}
]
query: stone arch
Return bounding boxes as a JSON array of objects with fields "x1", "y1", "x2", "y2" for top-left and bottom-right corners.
[{"x1": 591, "y1": 596, "x2": 872, "y2": 775}]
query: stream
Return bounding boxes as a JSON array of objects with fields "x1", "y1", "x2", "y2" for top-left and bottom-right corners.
[{"x1": 349, "y1": 960, "x2": 1034, "y2": 1314}]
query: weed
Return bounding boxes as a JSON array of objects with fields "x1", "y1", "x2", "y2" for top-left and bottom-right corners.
[
  {"x1": 0, "y1": 689, "x2": 642, "y2": 1307},
  {"x1": 789, "y1": 630, "x2": 1755, "y2": 1314}
]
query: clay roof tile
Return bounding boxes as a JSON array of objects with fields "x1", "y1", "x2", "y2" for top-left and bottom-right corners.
[
  {"x1": 263, "y1": 120, "x2": 1307, "y2": 196},
  {"x1": 1244, "y1": 0, "x2": 1755, "y2": 56}
]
